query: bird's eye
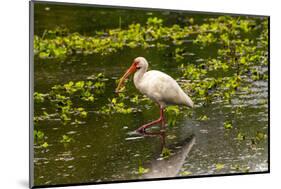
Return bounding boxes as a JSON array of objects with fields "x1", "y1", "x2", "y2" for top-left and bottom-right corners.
[{"x1": 136, "y1": 67, "x2": 141, "y2": 70}]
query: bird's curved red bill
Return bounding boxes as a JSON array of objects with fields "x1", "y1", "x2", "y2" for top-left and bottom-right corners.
[{"x1": 115, "y1": 63, "x2": 137, "y2": 93}]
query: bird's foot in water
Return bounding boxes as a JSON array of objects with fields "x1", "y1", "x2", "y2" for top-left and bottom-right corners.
[
  {"x1": 136, "y1": 127, "x2": 146, "y2": 134},
  {"x1": 160, "y1": 129, "x2": 166, "y2": 133}
]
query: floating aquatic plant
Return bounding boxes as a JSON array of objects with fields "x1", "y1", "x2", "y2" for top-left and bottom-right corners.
[
  {"x1": 34, "y1": 16, "x2": 262, "y2": 59},
  {"x1": 165, "y1": 106, "x2": 180, "y2": 127},
  {"x1": 60, "y1": 135, "x2": 74, "y2": 143},
  {"x1": 33, "y1": 16, "x2": 268, "y2": 153},
  {"x1": 161, "y1": 147, "x2": 172, "y2": 159},
  {"x1": 34, "y1": 73, "x2": 106, "y2": 124},
  {"x1": 224, "y1": 121, "x2": 233, "y2": 129},
  {"x1": 100, "y1": 97, "x2": 133, "y2": 114},
  {"x1": 138, "y1": 161, "x2": 149, "y2": 175}
]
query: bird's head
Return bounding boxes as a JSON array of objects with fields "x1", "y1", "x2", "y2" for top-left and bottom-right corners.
[
  {"x1": 134, "y1": 57, "x2": 148, "y2": 69},
  {"x1": 115, "y1": 57, "x2": 148, "y2": 93}
]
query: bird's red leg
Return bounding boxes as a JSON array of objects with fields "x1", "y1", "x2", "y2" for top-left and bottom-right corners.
[
  {"x1": 136, "y1": 106, "x2": 164, "y2": 134},
  {"x1": 160, "y1": 107, "x2": 165, "y2": 131}
]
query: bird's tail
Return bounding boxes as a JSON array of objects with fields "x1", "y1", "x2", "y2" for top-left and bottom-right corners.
[{"x1": 185, "y1": 94, "x2": 194, "y2": 108}]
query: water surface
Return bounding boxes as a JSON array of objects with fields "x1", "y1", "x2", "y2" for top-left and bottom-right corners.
[{"x1": 33, "y1": 2, "x2": 268, "y2": 186}]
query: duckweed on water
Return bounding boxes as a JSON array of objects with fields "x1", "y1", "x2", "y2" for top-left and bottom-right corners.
[
  {"x1": 34, "y1": 16, "x2": 268, "y2": 113},
  {"x1": 32, "y1": 17, "x2": 230, "y2": 57},
  {"x1": 100, "y1": 97, "x2": 133, "y2": 114},
  {"x1": 34, "y1": 73, "x2": 106, "y2": 124},
  {"x1": 34, "y1": 17, "x2": 177, "y2": 59},
  {"x1": 179, "y1": 17, "x2": 268, "y2": 108}
]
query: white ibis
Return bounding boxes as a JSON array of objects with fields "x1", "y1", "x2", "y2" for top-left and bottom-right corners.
[{"x1": 116, "y1": 57, "x2": 194, "y2": 133}]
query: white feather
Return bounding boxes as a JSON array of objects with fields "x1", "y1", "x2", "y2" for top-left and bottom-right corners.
[{"x1": 133, "y1": 58, "x2": 193, "y2": 108}]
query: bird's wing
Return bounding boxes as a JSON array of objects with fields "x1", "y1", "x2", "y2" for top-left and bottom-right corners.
[{"x1": 141, "y1": 70, "x2": 192, "y2": 106}]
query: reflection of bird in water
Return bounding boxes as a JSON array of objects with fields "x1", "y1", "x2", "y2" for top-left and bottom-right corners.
[
  {"x1": 116, "y1": 57, "x2": 194, "y2": 133},
  {"x1": 142, "y1": 130, "x2": 166, "y2": 150},
  {"x1": 141, "y1": 130, "x2": 196, "y2": 178}
]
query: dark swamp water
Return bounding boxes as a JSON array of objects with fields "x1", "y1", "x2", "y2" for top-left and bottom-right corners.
[{"x1": 32, "y1": 2, "x2": 269, "y2": 186}]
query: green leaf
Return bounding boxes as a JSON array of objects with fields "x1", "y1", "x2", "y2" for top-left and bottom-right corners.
[
  {"x1": 41, "y1": 142, "x2": 49, "y2": 148},
  {"x1": 138, "y1": 165, "x2": 149, "y2": 175},
  {"x1": 38, "y1": 52, "x2": 50, "y2": 58},
  {"x1": 60, "y1": 135, "x2": 74, "y2": 143},
  {"x1": 77, "y1": 107, "x2": 84, "y2": 112},
  {"x1": 80, "y1": 111, "x2": 88, "y2": 118},
  {"x1": 34, "y1": 92, "x2": 45, "y2": 103},
  {"x1": 88, "y1": 96, "x2": 94, "y2": 102},
  {"x1": 75, "y1": 81, "x2": 85, "y2": 88},
  {"x1": 165, "y1": 106, "x2": 179, "y2": 115},
  {"x1": 199, "y1": 115, "x2": 209, "y2": 121},
  {"x1": 34, "y1": 130, "x2": 44, "y2": 140},
  {"x1": 236, "y1": 132, "x2": 246, "y2": 141},
  {"x1": 216, "y1": 163, "x2": 225, "y2": 170},
  {"x1": 161, "y1": 147, "x2": 171, "y2": 159},
  {"x1": 179, "y1": 171, "x2": 192, "y2": 176},
  {"x1": 111, "y1": 98, "x2": 117, "y2": 104},
  {"x1": 255, "y1": 131, "x2": 267, "y2": 141},
  {"x1": 224, "y1": 122, "x2": 233, "y2": 129}
]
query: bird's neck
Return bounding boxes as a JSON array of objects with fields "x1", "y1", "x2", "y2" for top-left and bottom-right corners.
[{"x1": 133, "y1": 67, "x2": 147, "y2": 89}]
